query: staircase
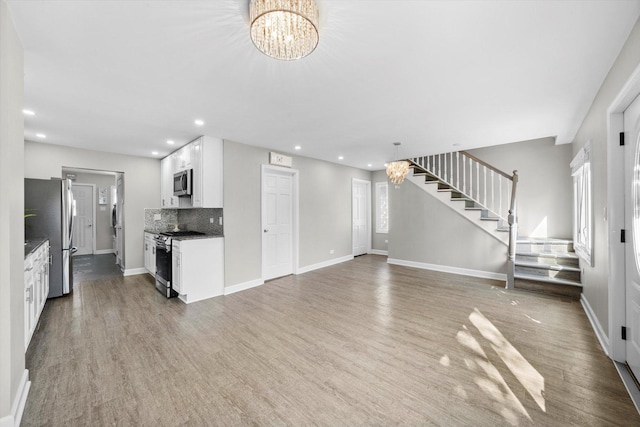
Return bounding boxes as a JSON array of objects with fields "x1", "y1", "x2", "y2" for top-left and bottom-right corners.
[
  {"x1": 406, "y1": 150, "x2": 582, "y2": 298},
  {"x1": 514, "y1": 238, "x2": 582, "y2": 299}
]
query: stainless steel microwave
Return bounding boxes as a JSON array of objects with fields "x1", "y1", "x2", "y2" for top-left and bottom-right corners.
[{"x1": 173, "y1": 169, "x2": 192, "y2": 197}]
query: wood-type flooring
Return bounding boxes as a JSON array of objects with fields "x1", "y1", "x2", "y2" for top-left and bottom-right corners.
[{"x1": 22, "y1": 255, "x2": 639, "y2": 426}]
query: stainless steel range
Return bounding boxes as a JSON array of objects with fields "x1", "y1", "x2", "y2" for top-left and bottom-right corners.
[{"x1": 154, "y1": 231, "x2": 204, "y2": 298}]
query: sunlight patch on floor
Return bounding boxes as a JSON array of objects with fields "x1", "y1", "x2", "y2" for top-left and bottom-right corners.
[{"x1": 469, "y1": 308, "x2": 546, "y2": 412}]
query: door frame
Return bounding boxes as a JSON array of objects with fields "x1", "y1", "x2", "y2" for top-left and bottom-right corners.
[
  {"x1": 352, "y1": 178, "x2": 371, "y2": 256},
  {"x1": 261, "y1": 164, "x2": 299, "y2": 279},
  {"x1": 72, "y1": 182, "x2": 96, "y2": 255},
  {"x1": 607, "y1": 62, "x2": 640, "y2": 362}
]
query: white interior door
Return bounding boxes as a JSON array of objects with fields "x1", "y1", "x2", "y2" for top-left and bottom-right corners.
[
  {"x1": 352, "y1": 179, "x2": 370, "y2": 256},
  {"x1": 262, "y1": 168, "x2": 293, "y2": 281},
  {"x1": 71, "y1": 184, "x2": 94, "y2": 256},
  {"x1": 625, "y1": 93, "x2": 640, "y2": 380}
]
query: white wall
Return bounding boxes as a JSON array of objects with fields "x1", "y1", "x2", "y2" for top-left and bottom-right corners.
[
  {"x1": 571, "y1": 17, "x2": 640, "y2": 338},
  {"x1": 0, "y1": 1, "x2": 25, "y2": 423},
  {"x1": 467, "y1": 137, "x2": 574, "y2": 238},
  {"x1": 24, "y1": 141, "x2": 160, "y2": 272},
  {"x1": 223, "y1": 140, "x2": 370, "y2": 288},
  {"x1": 388, "y1": 176, "x2": 506, "y2": 276}
]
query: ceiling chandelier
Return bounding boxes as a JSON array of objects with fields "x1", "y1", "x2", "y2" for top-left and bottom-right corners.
[
  {"x1": 386, "y1": 142, "x2": 410, "y2": 186},
  {"x1": 249, "y1": 0, "x2": 319, "y2": 61}
]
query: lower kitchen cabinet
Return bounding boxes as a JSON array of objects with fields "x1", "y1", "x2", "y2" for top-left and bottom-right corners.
[
  {"x1": 172, "y1": 237, "x2": 224, "y2": 304},
  {"x1": 144, "y1": 232, "x2": 156, "y2": 277},
  {"x1": 24, "y1": 240, "x2": 49, "y2": 352}
]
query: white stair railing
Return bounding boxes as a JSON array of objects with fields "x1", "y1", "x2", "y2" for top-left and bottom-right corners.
[{"x1": 411, "y1": 151, "x2": 519, "y2": 289}]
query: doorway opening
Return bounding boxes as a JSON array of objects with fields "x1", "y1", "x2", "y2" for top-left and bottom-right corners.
[
  {"x1": 352, "y1": 178, "x2": 371, "y2": 256},
  {"x1": 62, "y1": 167, "x2": 124, "y2": 283}
]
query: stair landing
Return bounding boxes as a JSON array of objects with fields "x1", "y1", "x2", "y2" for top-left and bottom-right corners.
[{"x1": 514, "y1": 238, "x2": 582, "y2": 299}]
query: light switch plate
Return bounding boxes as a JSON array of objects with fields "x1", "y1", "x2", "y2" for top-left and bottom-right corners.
[
  {"x1": 154, "y1": 214, "x2": 161, "y2": 221},
  {"x1": 219, "y1": 217, "x2": 223, "y2": 226},
  {"x1": 210, "y1": 218, "x2": 214, "y2": 223}
]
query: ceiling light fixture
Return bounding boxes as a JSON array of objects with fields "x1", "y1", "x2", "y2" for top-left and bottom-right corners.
[
  {"x1": 294, "y1": 145, "x2": 301, "y2": 150},
  {"x1": 249, "y1": 0, "x2": 319, "y2": 61},
  {"x1": 36, "y1": 133, "x2": 46, "y2": 138},
  {"x1": 386, "y1": 142, "x2": 410, "y2": 186},
  {"x1": 23, "y1": 109, "x2": 35, "y2": 116},
  {"x1": 194, "y1": 119, "x2": 204, "y2": 126},
  {"x1": 152, "y1": 151, "x2": 159, "y2": 155},
  {"x1": 167, "y1": 140, "x2": 175, "y2": 145},
  {"x1": 338, "y1": 156, "x2": 344, "y2": 160}
]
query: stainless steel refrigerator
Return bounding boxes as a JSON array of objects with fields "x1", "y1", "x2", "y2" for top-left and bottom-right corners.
[{"x1": 25, "y1": 178, "x2": 76, "y2": 298}]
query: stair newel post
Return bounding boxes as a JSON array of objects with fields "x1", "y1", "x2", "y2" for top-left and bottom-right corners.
[{"x1": 506, "y1": 170, "x2": 519, "y2": 290}]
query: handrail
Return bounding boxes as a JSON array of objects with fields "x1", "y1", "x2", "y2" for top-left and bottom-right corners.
[
  {"x1": 459, "y1": 150, "x2": 512, "y2": 180},
  {"x1": 408, "y1": 150, "x2": 519, "y2": 290}
]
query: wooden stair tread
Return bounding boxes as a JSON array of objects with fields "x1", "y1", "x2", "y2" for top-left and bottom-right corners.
[
  {"x1": 517, "y1": 238, "x2": 573, "y2": 245},
  {"x1": 517, "y1": 251, "x2": 578, "y2": 259},
  {"x1": 515, "y1": 260, "x2": 580, "y2": 272},
  {"x1": 514, "y1": 272, "x2": 582, "y2": 287}
]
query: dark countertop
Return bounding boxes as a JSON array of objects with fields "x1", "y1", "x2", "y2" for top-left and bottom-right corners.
[
  {"x1": 144, "y1": 230, "x2": 223, "y2": 240},
  {"x1": 25, "y1": 238, "x2": 48, "y2": 259}
]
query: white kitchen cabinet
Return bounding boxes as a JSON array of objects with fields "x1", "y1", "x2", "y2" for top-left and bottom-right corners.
[
  {"x1": 160, "y1": 135, "x2": 223, "y2": 209},
  {"x1": 172, "y1": 237, "x2": 224, "y2": 304},
  {"x1": 191, "y1": 136, "x2": 223, "y2": 208},
  {"x1": 144, "y1": 232, "x2": 156, "y2": 277},
  {"x1": 24, "y1": 241, "x2": 49, "y2": 352},
  {"x1": 160, "y1": 156, "x2": 178, "y2": 208}
]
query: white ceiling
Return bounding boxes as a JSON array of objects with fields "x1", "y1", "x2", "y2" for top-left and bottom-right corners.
[{"x1": 8, "y1": 0, "x2": 640, "y2": 170}]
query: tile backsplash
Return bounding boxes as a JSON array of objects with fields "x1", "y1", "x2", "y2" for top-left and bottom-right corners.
[{"x1": 144, "y1": 208, "x2": 223, "y2": 235}]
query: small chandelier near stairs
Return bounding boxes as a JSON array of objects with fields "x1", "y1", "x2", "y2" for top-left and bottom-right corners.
[{"x1": 386, "y1": 142, "x2": 410, "y2": 186}]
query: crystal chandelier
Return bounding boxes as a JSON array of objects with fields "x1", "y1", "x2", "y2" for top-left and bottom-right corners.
[
  {"x1": 386, "y1": 142, "x2": 410, "y2": 186},
  {"x1": 249, "y1": 0, "x2": 319, "y2": 60}
]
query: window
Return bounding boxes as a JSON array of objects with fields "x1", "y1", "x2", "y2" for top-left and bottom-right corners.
[
  {"x1": 375, "y1": 182, "x2": 388, "y2": 234},
  {"x1": 571, "y1": 141, "x2": 592, "y2": 265}
]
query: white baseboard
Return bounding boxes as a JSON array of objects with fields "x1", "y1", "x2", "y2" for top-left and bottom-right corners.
[
  {"x1": 581, "y1": 294, "x2": 610, "y2": 357},
  {"x1": 369, "y1": 249, "x2": 388, "y2": 256},
  {"x1": 387, "y1": 258, "x2": 507, "y2": 282},
  {"x1": 0, "y1": 369, "x2": 30, "y2": 427},
  {"x1": 224, "y1": 278, "x2": 265, "y2": 296},
  {"x1": 123, "y1": 267, "x2": 147, "y2": 277},
  {"x1": 296, "y1": 255, "x2": 354, "y2": 275},
  {"x1": 94, "y1": 249, "x2": 115, "y2": 255}
]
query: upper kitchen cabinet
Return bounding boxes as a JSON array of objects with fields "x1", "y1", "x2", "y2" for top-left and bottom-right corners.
[
  {"x1": 191, "y1": 136, "x2": 223, "y2": 208},
  {"x1": 160, "y1": 156, "x2": 178, "y2": 208},
  {"x1": 160, "y1": 136, "x2": 223, "y2": 209}
]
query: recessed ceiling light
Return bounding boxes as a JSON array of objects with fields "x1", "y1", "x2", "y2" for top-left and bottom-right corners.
[
  {"x1": 384, "y1": 163, "x2": 388, "y2": 167},
  {"x1": 152, "y1": 151, "x2": 159, "y2": 155},
  {"x1": 23, "y1": 109, "x2": 35, "y2": 116},
  {"x1": 167, "y1": 140, "x2": 175, "y2": 145},
  {"x1": 338, "y1": 156, "x2": 344, "y2": 160},
  {"x1": 36, "y1": 133, "x2": 46, "y2": 138},
  {"x1": 294, "y1": 145, "x2": 301, "y2": 150},
  {"x1": 367, "y1": 164, "x2": 372, "y2": 167},
  {"x1": 194, "y1": 119, "x2": 204, "y2": 126}
]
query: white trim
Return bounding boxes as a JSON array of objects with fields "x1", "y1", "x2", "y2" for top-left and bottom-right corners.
[
  {"x1": 581, "y1": 293, "x2": 610, "y2": 357},
  {"x1": 94, "y1": 249, "x2": 115, "y2": 255},
  {"x1": 369, "y1": 249, "x2": 388, "y2": 256},
  {"x1": 607, "y1": 61, "x2": 640, "y2": 362},
  {"x1": 224, "y1": 278, "x2": 265, "y2": 295},
  {"x1": 296, "y1": 255, "x2": 354, "y2": 275},
  {"x1": 614, "y1": 361, "x2": 640, "y2": 414},
  {"x1": 387, "y1": 258, "x2": 507, "y2": 282},
  {"x1": 0, "y1": 370, "x2": 31, "y2": 427},
  {"x1": 261, "y1": 164, "x2": 300, "y2": 279},
  {"x1": 123, "y1": 267, "x2": 146, "y2": 276},
  {"x1": 352, "y1": 178, "x2": 372, "y2": 256}
]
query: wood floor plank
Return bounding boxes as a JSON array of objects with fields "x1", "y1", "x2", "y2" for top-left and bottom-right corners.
[{"x1": 22, "y1": 254, "x2": 639, "y2": 426}]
